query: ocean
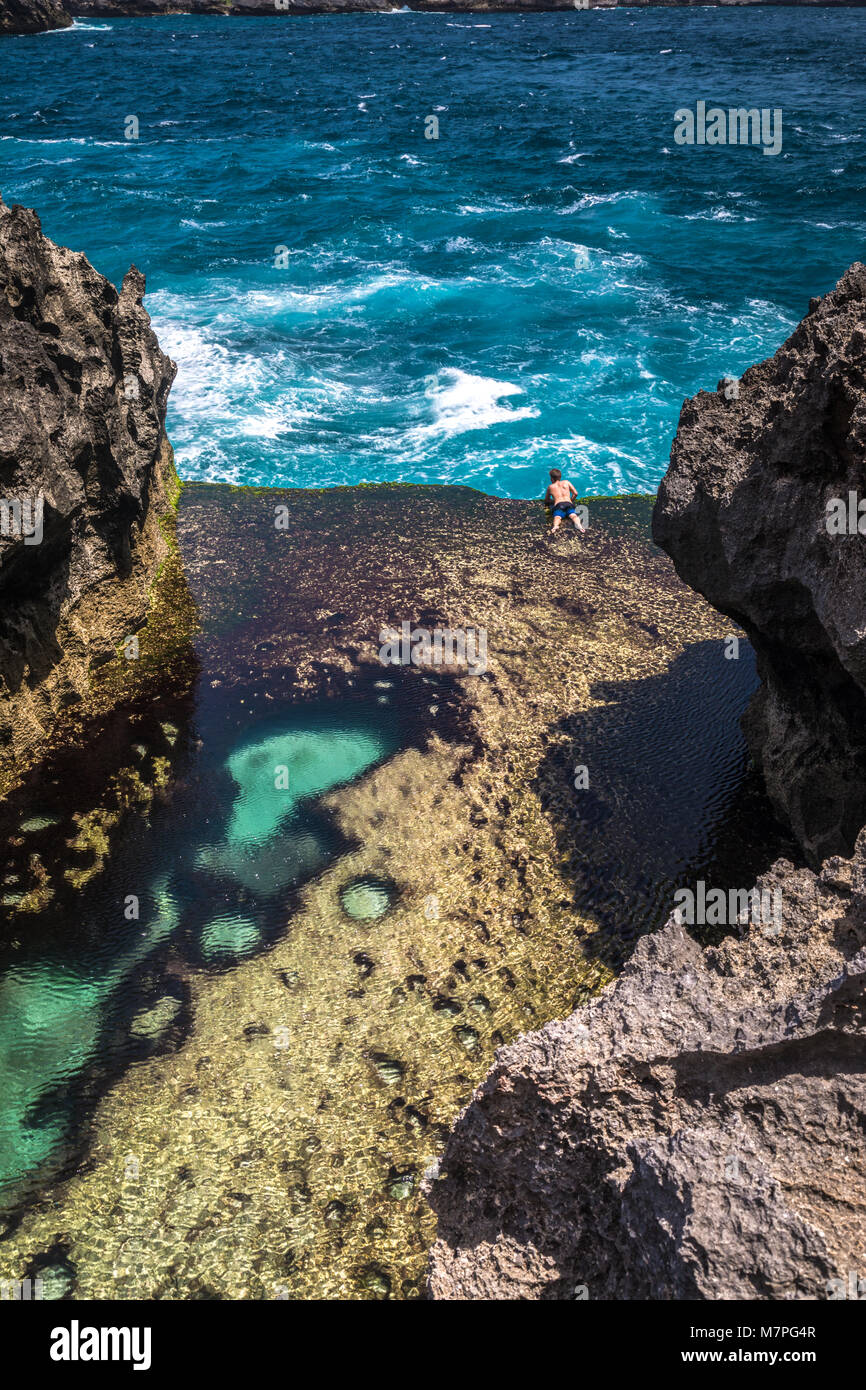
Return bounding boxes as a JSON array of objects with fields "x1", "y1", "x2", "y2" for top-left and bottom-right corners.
[{"x1": 1, "y1": 9, "x2": 864, "y2": 497}]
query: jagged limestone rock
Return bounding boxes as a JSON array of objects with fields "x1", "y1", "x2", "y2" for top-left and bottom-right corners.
[
  {"x1": 0, "y1": 196, "x2": 179, "y2": 793},
  {"x1": 427, "y1": 840, "x2": 866, "y2": 1299},
  {"x1": 654, "y1": 263, "x2": 866, "y2": 865}
]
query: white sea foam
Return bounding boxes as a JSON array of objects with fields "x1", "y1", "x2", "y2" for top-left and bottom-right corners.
[
  {"x1": 39, "y1": 19, "x2": 112, "y2": 31},
  {"x1": 415, "y1": 368, "x2": 538, "y2": 442}
]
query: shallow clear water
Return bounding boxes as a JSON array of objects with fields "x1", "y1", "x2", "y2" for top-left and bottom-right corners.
[
  {"x1": 0, "y1": 698, "x2": 399, "y2": 1211},
  {"x1": 0, "y1": 493, "x2": 799, "y2": 1284},
  {"x1": 1, "y1": 10, "x2": 864, "y2": 496}
]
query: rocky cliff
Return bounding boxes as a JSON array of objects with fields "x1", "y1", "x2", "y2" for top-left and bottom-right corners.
[
  {"x1": 0, "y1": 197, "x2": 179, "y2": 795},
  {"x1": 0, "y1": 0, "x2": 71, "y2": 32},
  {"x1": 427, "y1": 840, "x2": 866, "y2": 1299},
  {"x1": 427, "y1": 267, "x2": 866, "y2": 1299},
  {"x1": 4, "y1": 0, "x2": 863, "y2": 30},
  {"x1": 654, "y1": 264, "x2": 866, "y2": 868}
]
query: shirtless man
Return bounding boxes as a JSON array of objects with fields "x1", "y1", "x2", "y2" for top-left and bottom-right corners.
[{"x1": 544, "y1": 468, "x2": 585, "y2": 534}]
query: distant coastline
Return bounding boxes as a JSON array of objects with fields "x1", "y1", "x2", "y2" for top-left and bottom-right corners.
[{"x1": 3, "y1": 0, "x2": 866, "y2": 41}]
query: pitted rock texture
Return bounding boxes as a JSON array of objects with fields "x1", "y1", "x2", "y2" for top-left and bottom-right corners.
[
  {"x1": 0, "y1": 197, "x2": 178, "y2": 791},
  {"x1": 653, "y1": 263, "x2": 866, "y2": 866},
  {"x1": 426, "y1": 841, "x2": 866, "y2": 1299},
  {"x1": 0, "y1": 0, "x2": 71, "y2": 32}
]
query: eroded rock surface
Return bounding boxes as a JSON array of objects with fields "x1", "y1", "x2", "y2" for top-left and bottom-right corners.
[
  {"x1": 0, "y1": 0, "x2": 71, "y2": 33},
  {"x1": 427, "y1": 840, "x2": 866, "y2": 1299},
  {"x1": 654, "y1": 263, "x2": 866, "y2": 865},
  {"x1": 0, "y1": 197, "x2": 179, "y2": 793}
]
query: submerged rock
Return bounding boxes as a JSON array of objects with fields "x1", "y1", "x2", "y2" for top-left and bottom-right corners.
[
  {"x1": 340, "y1": 877, "x2": 392, "y2": 921},
  {"x1": 427, "y1": 840, "x2": 866, "y2": 1299},
  {"x1": 654, "y1": 263, "x2": 866, "y2": 866},
  {"x1": 0, "y1": 475, "x2": 782, "y2": 1298},
  {"x1": 34, "y1": 1260, "x2": 76, "y2": 1300},
  {"x1": 18, "y1": 816, "x2": 61, "y2": 834},
  {"x1": 200, "y1": 913, "x2": 261, "y2": 962},
  {"x1": 130, "y1": 995, "x2": 182, "y2": 1042}
]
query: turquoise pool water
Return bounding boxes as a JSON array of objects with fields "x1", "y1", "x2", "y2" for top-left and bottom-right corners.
[{"x1": 0, "y1": 704, "x2": 398, "y2": 1211}]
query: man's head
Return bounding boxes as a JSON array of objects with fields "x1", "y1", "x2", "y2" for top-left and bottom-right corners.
[{"x1": 549, "y1": 468, "x2": 562, "y2": 482}]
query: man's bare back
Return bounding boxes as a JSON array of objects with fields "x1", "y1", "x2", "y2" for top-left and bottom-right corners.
[{"x1": 544, "y1": 470, "x2": 585, "y2": 533}]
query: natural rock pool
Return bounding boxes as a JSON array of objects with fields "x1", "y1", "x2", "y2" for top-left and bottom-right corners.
[{"x1": 0, "y1": 485, "x2": 796, "y2": 1298}]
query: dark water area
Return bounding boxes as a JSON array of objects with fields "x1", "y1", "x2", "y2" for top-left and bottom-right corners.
[{"x1": 540, "y1": 637, "x2": 799, "y2": 964}]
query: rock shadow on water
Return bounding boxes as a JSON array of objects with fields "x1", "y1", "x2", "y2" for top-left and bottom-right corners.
[{"x1": 536, "y1": 637, "x2": 801, "y2": 967}]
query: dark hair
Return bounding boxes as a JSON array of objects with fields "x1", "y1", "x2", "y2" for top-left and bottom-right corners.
[{"x1": 549, "y1": 468, "x2": 562, "y2": 482}]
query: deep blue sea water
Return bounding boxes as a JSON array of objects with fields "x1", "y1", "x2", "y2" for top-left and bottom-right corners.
[{"x1": 1, "y1": 9, "x2": 864, "y2": 497}]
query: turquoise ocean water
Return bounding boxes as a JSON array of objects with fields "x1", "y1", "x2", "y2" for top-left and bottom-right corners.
[{"x1": 1, "y1": 10, "x2": 864, "y2": 497}]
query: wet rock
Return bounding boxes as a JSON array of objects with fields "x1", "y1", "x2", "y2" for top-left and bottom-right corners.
[
  {"x1": 340, "y1": 876, "x2": 393, "y2": 921},
  {"x1": 370, "y1": 1053, "x2": 405, "y2": 1087},
  {"x1": 130, "y1": 995, "x2": 181, "y2": 1042}
]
